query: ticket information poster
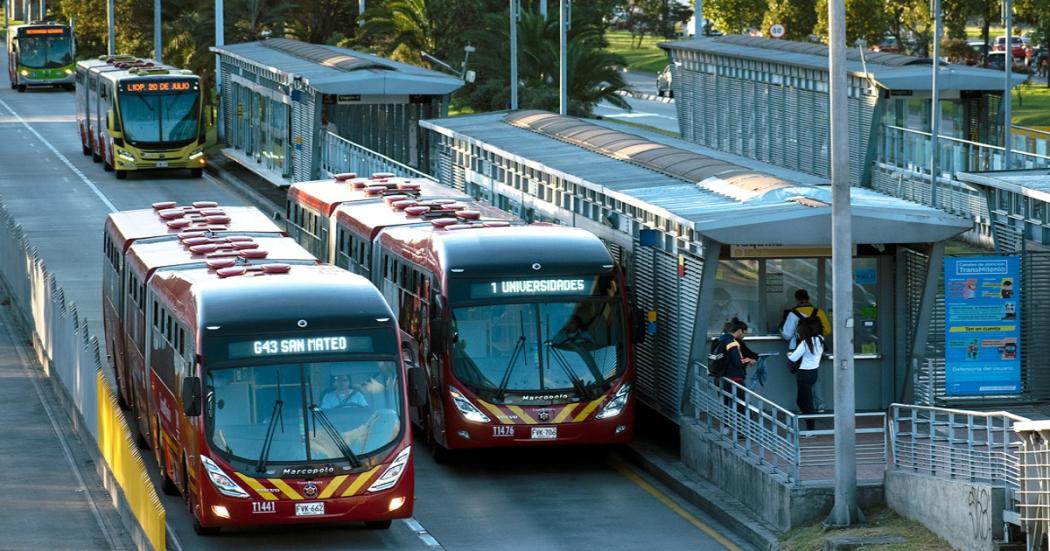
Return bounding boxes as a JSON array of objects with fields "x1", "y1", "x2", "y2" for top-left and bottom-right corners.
[{"x1": 944, "y1": 256, "x2": 1021, "y2": 395}]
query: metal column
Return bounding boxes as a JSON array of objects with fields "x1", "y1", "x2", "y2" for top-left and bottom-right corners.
[
  {"x1": 558, "y1": 0, "x2": 567, "y2": 115},
  {"x1": 681, "y1": 237, "x2": 722, "y2": 417},
  {"x1": 1004, "y1": 0, "x2": 1013, "y2": 168},
  {"x1": 930, "y1": 0, "x2": 941, "y2": 208},
  {"x1": 215, "y1": 0, "x2": 224, "y2": 141},
  {"x1": 106, "y1": 0, "x2": 115, "y2": 55},
  {"x1": 154, "y1": 0, "x2": 162, "y2": 62},
  {"x1": 509, "y1": 0, "x2": 518, "y2": 110}
]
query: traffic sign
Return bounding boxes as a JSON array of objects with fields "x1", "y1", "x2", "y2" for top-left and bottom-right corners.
[{"x1": 770, "y1": 24, "x2": 786, "y2": 39}]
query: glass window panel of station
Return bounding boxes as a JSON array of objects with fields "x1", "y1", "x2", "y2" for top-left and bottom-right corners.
[
  {"x1": 709, "y1": 259, "x2": 759, "y2": 334},
  {"x1": 762, "y1": 258, "x2": 821, "y2": 336}
]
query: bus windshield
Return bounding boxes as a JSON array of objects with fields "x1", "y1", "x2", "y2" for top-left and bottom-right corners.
[
  {"x1": 451, "y1": 299, "x2": 625, "y2": 403},
  {"x1": 17, "y1": 34, "x2": 72, "y2": 69},
  {"x1": 118, "y1": 88, "x2": 200, "y2": 145},
  {"x1": 205, "y1": 359, "x2": 403, "y2": 467}
]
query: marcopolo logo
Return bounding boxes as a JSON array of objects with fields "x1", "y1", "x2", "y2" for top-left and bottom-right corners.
[{"x1": 281, "y1": 465, "x2": 336, "y2": 476}]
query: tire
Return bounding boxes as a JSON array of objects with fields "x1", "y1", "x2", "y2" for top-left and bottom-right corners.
[
  {"x1": 365, "y1": 520, "x2": 392, "y2": 530},
  {"x1": 104, "y1": 161, "x2": 113, "y2": 172},
  {"x1": 115, "y1": 169, "x2": 127, "y2": 180},
  {"x1": 92, "y1": 151, "x2": 101, "y2": 163},
  {"x1": 190, "y1": 168, "x2": 203, "y2": 178},
  {"x1": 82, "y1": 143, "x2": 92, "y2": 156},
  {"x1": 17, "y1": 84, "x2": 25, "y2": 93},
  {"x1": 64, "y1": 83, "x2": 75, "y2": 92},
  {"x1": 160, "y1": 463, "x2": 179, "y2": 496}
]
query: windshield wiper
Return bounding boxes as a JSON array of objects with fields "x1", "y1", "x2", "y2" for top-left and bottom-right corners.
[
  {"x1": 546, "y1": 344, "x2": 593, "y2": 400},
  {"x1": 256, "y1": 398, "x2": 283, "y2": 473},
  {"x1": 496, "y1": 312, "x2": 529, "y2": 402},
  {"x1": 309, "y1": 405, "x2": 362, "y2": 469}
]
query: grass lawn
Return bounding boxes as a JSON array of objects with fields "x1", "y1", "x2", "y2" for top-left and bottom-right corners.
[
  {"x1": 964, "y1": 25, "x2": 1035, "y2": 40},
  {"x1": 780, "y1": 507, "x2": 954, "y2": 551},
  {"x1": 1013, "y1": 81, "x2": 1050, "y2": 130},
  {"x1": 606, "y1": 30, "x2": 670, "y2": 74}
]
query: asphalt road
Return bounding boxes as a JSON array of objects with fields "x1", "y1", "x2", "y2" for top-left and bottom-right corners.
[
  {"x1": 0, "y1": 54, "x2": 745, "y2": 551},
  {"x1": 595, "y1": 94, "x2": 680, "y2": 135}
]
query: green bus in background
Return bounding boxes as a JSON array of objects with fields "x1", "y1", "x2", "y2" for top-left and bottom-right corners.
[{"x1": 6, "y1": 22, "x2": 74, "y2": 91}]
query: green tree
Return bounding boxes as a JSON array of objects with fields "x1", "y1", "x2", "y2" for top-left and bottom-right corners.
[
  {"x1": 884, "y1": 0, "x2": 932, "y2": 56},
  {"x1": 704, "y1": 0, "x2": 766, "y2": 35},
  {"x1": 286, "y1": 0, "x2": 358, "y2": 44},
  {"x1": 58, "y1": 0, "x2": 152, "y2": 58},
  {"x1": 761, "y1": 0, "x2": 818, "y2": 40},
  {"x1": 814, "y1": 0, "x2": 890, "y2": 46},
  {"x1": 1016, "y1": 0, "x2": 1050, "y2": 84},
  {"x1": 462, "y1": 8, "x2": 630, "y2": 116}
]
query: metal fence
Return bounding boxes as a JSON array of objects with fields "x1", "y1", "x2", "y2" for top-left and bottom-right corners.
[
  {"x1": 689, "y1": 362, "x2": 886, "y2": 485},
  {"x1": 0, "y1": 203, "x2": 165, "y2": 550},
  {"x1": 888, "y1": 403, "x2": 1027, "y2": 489},
  {"x1": 319, "y1": 131, "x2": 435, "y2": 181},
  {"x1": 1014, "y1": 420, "x2": 1050, "y2": 549}
]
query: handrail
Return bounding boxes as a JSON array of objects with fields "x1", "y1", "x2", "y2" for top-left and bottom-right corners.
[
  {"x1": 888, "y1": 403, "x2": 1032, "y2": 422},
  {"x1": 881, "y1": 124, "x2": 1050, "y2": 163},
  {"x1": 320, "y1": 131, "x2": 436, "y2": 181}
]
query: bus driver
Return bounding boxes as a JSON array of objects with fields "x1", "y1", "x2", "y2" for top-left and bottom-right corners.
[{"x1": 321, "y1": 374, "x2": 369, "y2": 409}]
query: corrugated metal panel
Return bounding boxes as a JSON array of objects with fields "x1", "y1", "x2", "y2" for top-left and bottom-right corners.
[
  {"x1": 1022, "y1": 252, "x2": 1050, "y2": 398},
  {"x1": 633, "y1": 244, "x2": 661, "y2": 411}
]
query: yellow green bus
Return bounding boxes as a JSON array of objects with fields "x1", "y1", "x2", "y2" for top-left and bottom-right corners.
[
  {"x1": 76, "y1": 57, "x2": 208, "y2": 179},
  {"x1": 6, "y1": 22, "x2": 74, "y2": 91}
]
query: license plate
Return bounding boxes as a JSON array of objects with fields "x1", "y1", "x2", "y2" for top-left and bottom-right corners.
[
  {"x1": 155, "y1": 161, "x2": 168, "y2": 168},
  {"x1": 531, "y1": 427, "x2": 557, "y2": 440},
  {"x1": 295, "y1": 502, "x2": 325, "y2": 516}
]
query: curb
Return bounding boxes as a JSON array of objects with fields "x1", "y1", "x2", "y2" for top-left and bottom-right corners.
[
  {"x1": 618, "y1": 90, "x2": 675, "y2": 104},
  {"x1": 204, "y1": 158, "x2": 284, "y2": 216},
  {"x1": 623, "y1": 440, "x2": 781, "y2": 551}
]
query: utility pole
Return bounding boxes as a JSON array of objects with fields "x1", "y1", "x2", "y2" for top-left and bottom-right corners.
[
  {"x1": 694, "y1": 0, "x2": 703, "y2": 36},
  {"x1": 107, "y1": 0, "x2": 115, "y2": 55},
  {"x1": 540, "y1": 0, "x2": 547, "y2": 19},
  {"x1": 827, "y1": 0, "x2": 859, "y2": 528},
  {"x1": 38, "y1": 0, "x2": 44, "y2": 20},
  {"x1": 930, "y1": 0, "x2": 941, "y2": 208},
  {"x1": 559, "y1": 0, "x2": 567, "y2": 115},
  {"x1": 358, "y1": 0, "x2": 365, "y2": 26},
  {"x1": 154, "y1": 0, "x2": 162, "y2": 62},
  {"x1": 216, "y1": 0, "x2": 224, "y2": 141},
  {"x1": 509, "y1": 0, "x2": 518, "y2": 110},
  {"x1": 1004, "y1": 0, "x2": 1013, "y2": 168}
]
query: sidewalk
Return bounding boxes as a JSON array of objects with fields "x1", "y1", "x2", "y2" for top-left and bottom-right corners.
[{"x1": 0, "y1": 298, "x2": 131, "y2": 551}]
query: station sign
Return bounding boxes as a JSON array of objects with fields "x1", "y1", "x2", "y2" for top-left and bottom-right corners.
[{"x1": 943, "y1": 256, "x2": 1021, "y2": 395}]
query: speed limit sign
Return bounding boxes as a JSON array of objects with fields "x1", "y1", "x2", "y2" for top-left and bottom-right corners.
[{"x1": 770, "y1": 24, "x2": 786, "y2": 38}]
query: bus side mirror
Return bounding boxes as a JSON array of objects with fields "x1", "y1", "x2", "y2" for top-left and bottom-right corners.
[
  {"x1": 182, "y1": 376, "x2": 202, "y2": 417},
  {"x1": 632, "y1": 307, "x2": 647, "y2": 344},
  {"x1": 106, "y1": 110, "x2": 115, "y2": 132}
]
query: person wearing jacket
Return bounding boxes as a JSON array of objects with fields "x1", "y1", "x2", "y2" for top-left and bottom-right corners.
[{"x1": 718, "y1": 319, "x2": 755, "y2": 421}]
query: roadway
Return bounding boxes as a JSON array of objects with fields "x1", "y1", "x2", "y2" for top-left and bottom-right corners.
[
  {"x1": 0, "y1": 54, "x2": 746, "y2": 550},
  {"x1": 594, "y1": 94, "x2": 679, "y2": 135}
]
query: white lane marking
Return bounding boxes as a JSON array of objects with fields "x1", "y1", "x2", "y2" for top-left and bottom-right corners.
[
  {"x1": 0, "y1": 302, "x2": 120, "y2": 549},
  {"x1": 0, "y1": 97, "x2": 117, "y2": 213},
  {"x1": 402, "y1": 518, "x2": 444, "y2": 548},
  {"x1": 0, "y1": 114, "x2": 77, "y2": 123},
  {"x1": 166, "y1": 523, "x2": 184, "y2": 551}
]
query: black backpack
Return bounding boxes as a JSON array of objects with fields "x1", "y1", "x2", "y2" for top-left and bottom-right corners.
[{"x1": 707, "y1": 337, "x2": 728, "y2": 377}]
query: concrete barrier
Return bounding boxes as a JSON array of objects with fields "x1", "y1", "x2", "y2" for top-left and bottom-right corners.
[
  {"x1": 886, "y1": 469, "x2": 1004, "y2": 551},
  {"x1": 680, "y1": 419, "x2": 884, "y2": 532},
  {"x1": 0, "y1": 202, "x2": 165, "y2": 550}
]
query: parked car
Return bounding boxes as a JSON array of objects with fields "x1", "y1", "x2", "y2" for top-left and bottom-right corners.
[
  {"x1": 986, "y1": 51, "x2": 1028, "y2": 71},
  {"x1": 872, "y1": 36, "x2": 899, "y2": 53},
  {"x1": 656, "y1": 65, "x2": 673, "y2": 98},
  {"x1": 993, "y1": 36, "x2": 1028, "y2": 60}
]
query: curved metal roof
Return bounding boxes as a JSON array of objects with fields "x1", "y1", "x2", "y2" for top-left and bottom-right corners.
[
  {"x1": 711, "y1": 35, "x2": 929, "y2": 67},
  {"x1": 260, "y1": 38, "x2": 395, "y2": 72},
  {"x1": 422, "y1": 111, "x2": 971, "y2": 246}
]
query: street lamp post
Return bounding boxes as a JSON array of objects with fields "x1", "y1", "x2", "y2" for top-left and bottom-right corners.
[
  {"x1": 107, "y1": 0, "x2": 115, "y2": 55},
  {"x1": 559, "y1": 0, "x2": 568, "y2": 115},
  {"x1": 827, "y1": 0, "x2": 859, "y2": 528},
  {"x1": 215, "y1": 0, "x2": 224, "y2": 141},
  {"x1": 154, "y1": 0, "x2": 162, "y2": 62},
  {"x1": 510, "y1": 0, "x2": 518, "y2": 110},
  {"x1": 1004, "y1": 0, "x2": 1013, "y2": 168},
  {"x1": 930, "y1": 0, "x2": 942, "y2": 208}
]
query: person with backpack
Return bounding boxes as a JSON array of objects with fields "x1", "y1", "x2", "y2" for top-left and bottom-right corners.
[
  {"x1": 788, "y1": 315, "x2": 824, "y2": 432},
  {"x1": 709, "y1": 319, "x2": 755, "y2": 428},
  {"x1": 780, "y1": 289, "x2": 831, "y2": 348}
]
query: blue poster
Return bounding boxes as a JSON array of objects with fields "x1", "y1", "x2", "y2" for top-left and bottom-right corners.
[{"x1": 944, "y1": 256, "x2": 1021, "y2": 395}]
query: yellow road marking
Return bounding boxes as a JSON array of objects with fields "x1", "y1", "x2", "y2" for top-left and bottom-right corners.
[
  {"x1": 234, "y1": 472, "x2": 277, "y2": 501},
  {"x1": 505, "y1": 405, "x2": 536, "y2": 425},
  {"x1": 553, "y1": 403, "x2": 578, "y2": 423},
  {"x1": 573, "y1": 397, "x2": 605, "y2": 422},
  {"x1": 341, "y1": 466, "x2": 381, "y2": 497},
  {"x1": 318, "y1": 475, "x2": 348, "y2": 500},
  {"x1": 610, "y1": 458, "x2": 743, "y2": 551}
]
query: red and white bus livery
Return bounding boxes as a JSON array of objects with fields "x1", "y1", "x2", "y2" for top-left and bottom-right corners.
[
  {"x1": 103, "y1": 202, "x2": 421, "y2": 533},
  {"x1": 287, "y1": 176, "x2": 640, "y2": 456}
]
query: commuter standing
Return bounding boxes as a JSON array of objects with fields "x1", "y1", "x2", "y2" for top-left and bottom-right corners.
[
  {"x1": 788, "y1": 316, "x2": 824, "y2": 431},
  {"x1": 718, "y1": 319, "x2": 756, "y2": 426},
  {"x1": 781, "y1": 289, "x2": 830, "y2": 410}
]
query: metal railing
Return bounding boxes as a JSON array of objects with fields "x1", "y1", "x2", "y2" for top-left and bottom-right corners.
[
  {"x1": 1013, "y1": 420, "x2": 1050, "y2": 546},
  {"x1": 879, "y1": 125, "x2": 1050, "y2": 175},
  {"x1": 319, "y1": 131, "x2": 436, "y2": 181},
  {"x1": 690, "y1": 363, "x2": 886, "y2": 485},
  {"x1": 888, "y1": 403, "x2": 1028, "y2": 489}
]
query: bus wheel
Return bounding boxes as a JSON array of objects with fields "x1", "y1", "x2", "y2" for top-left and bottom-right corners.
[
  {"x1": 365, "y1": 520, "x2": 392, "y2": 530},
  {"x1": 63, "y1": 84, "x2": 75, "y2": 92},
  {"x1": 92, "y1": 152, "x2": 101, "y2": 163},
  {"x1": 115, "y1": 169, "x2": 127, "y2": 180},
  {"x1": 17, "y1": 85, "x2": 25, "y2": 93},
  {"x1": 82, "y1": 143, "x2": 92, "y2": 156},
  {"x1": 104, "y1": 162, "x2": 113, "y2": 172},
  {"x1": 193, "y1": 517, "x2": 220, "y2": 536},
  {"x1": 190, "y1": 168, "x2": 203, "y2": 178},
  {"x1": 160, "y1": 462, "x2": 179, "y2": 496}
]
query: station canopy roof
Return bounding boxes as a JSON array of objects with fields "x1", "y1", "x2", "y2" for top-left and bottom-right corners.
[
  {"x1": 958, "y1": 169, "x2": 1050, "y2": 203},
  {"x1": 421, "y1": 110, "x2": 971, "y2": 246},
  {"x1": 211, "y1": 38, "x2": 463, "y2": 96},
  {"x1": 660, "y1": 35, "x2": 1026, "y2": 92}
]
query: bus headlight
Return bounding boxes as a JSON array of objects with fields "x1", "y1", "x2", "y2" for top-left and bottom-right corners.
[
  {"x1": 595, "y1": 383, "x2": 631, "y2": 420},
  {"x1": 116, "y1": 149, "x2": 135, "y2": 162},
  {"x1": 189, "y1": 149, "x2": 205, "y2": 161},
  {"x1": 20, "y1": 69, "x2": 29, "y2": 77},
  {"x1": 449, "y1": 386, "x2": 490, "y2": 423},
  {"x1": 367, "y1": 446, "x2": 411, "y2": 493},
  {"x1": 64, "y1": 68, "x2": 73, "y2": 75},
  {"x1": 200, "y1": 455, "x2": 250, "y2": 498}
]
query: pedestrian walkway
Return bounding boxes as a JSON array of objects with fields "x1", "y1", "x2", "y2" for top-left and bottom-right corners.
[{"x1": 0, "y1": 297, "x2": 130, "y2": 551}]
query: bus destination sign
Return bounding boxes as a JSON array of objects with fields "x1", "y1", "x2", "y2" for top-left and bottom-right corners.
[
  {"x1": 227, "y1": 335, "x2": 374, "y2": 359},
  {"x1": 22, "y1": 27, "x2": 66, "y2": 35},
  {"x1": 471, "y1": 278, "x2": 591, "y2": 299},
  {"x1": 121, "y1": 80, "x2": 195, "y2": 94}
]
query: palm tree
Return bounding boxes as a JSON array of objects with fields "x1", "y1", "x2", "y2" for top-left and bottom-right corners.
[
  {"x1": 357, "y1": 0, "x2": 439, "y2": 65},
  {"x1": 464, "y1": 8, "x2": 630, "y2": 117}
]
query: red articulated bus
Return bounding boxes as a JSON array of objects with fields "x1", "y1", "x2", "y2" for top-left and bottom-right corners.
[
  {"x1": 286, "y1": 175, "x2": 640, "y2": 459},
  {"x1": 103, "y1": 201, "x2": 422, "y2": 534}
]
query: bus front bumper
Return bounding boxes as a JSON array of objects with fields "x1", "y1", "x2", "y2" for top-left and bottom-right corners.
[
  {"x1": 114, "y1": 148, "x2": 207, "y2": 171},
  {"x1": 444, "y1": 399, "x2": 635, "y2": 449},
  {"x1": 18, "y1": 74, "x2": 74, "y2": 86}
]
